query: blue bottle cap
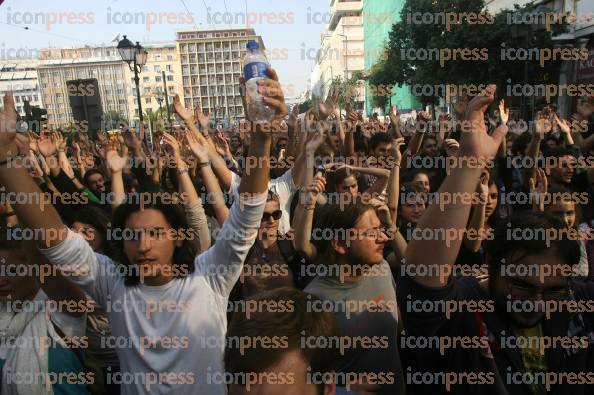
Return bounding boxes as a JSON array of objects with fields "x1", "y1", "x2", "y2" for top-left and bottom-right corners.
[{"x1": 246, "y1": 40, "x2": 260, "y2": 50}]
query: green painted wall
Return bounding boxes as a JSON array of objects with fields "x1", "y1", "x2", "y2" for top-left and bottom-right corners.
[{"x1": 363, "y1": 0, "x2": 420, "y2": 114}]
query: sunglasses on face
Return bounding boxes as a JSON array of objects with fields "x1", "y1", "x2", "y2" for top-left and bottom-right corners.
[{"x1": 262, "y1": 210, "x2": 282, "y2": 221}]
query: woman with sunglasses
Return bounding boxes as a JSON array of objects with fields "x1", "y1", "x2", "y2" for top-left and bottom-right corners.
[{"x1": 229, "y1": 191, "x2": 298, "y2": 302}]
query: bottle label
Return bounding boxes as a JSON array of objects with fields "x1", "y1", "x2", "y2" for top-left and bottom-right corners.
[{"x1": 244, "y1": 61, "x2": 268, "y2": 80}]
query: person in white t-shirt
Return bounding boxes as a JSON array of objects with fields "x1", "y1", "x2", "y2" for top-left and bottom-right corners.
[{"x1": 0, "y1": 67, "x2": 287, "y2": 395}]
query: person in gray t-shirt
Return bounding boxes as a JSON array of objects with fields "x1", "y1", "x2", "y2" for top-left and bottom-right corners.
[{"x1": 303, "y1": 200, "x2": 406, "y2": 395}]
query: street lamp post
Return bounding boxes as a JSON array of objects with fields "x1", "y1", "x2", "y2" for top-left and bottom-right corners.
[{"x1": 118, "y1": 36, "x2": 149, "y2": 144}]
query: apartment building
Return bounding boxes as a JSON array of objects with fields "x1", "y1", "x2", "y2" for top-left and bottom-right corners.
[
  {"x1": 311, "y1": 0, "x2": 365, "y2": 110},
  {"x1": 0, "y1": 59, "x2": 42, "y2": 117},
  {"x1": 176, "y1": 28, "x2": 265, "y2": 122},
  {"x1": 127, "y1": 42, "x2": 183, "y2": 122},
  {"x1": 38, "y1": 46, "x2": 131, "y2": 128}
]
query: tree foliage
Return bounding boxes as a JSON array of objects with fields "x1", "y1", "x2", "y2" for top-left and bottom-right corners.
[{"x1": 369, "y1": 0, "x2": 563, "y2": 105}]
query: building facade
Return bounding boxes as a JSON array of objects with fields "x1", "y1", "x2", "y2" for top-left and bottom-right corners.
[
  {"x1": 126, "y1": 42, "x2": 183, "y2": 126},
  {"x1": 363, "y1": 0, "x2": 420, "y2": 115},
  {"x1": 311, "y1": 0, "x2": 366, "y2": 110},
  {"x1": 38, "y1": 46, "x2": 131, "y2": 128},
  {"x1": 176, "y1": 28, "x2": 265, "y2": 123},
  {"x1": 0, "y1": 59, "x2": 42, "y2": 117}
]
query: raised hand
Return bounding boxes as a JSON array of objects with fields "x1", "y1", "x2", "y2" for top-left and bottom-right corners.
[
  {"x1": 173, "y1": 94, "x2": 194, "y2": 123},
  {"x1": 389, "y1": 106, "x2": 399, "y2": 125},
  {"x1": 391, "y1": 137, "x2": 405, "y2": 165},
  {"x1": 213, "y1": 132, "x2": 232, "y2": 158},
  {"x1": 305, "y1": 121, "x2": 326, "y2": 153},
  {"x1": 185, "y1": 131, "x2": 209, "y2": 163},
  {"x1": 554, "y1": 114, "x2": 572, "y2": 136},
  {"x1": 476, "y1": 171, "x2": 489, "y2": 206},
  {"x1": 534, "y1": 110, "x2": 553, "y2": 138},
  {"x1": 193, "y1": 104, "x2": 211, "y2": 132},
  {"x1": 287, "y1": 104, "x2": 300, "y2": 131},
  {"x1": 0, "y1": 94, "x2": 18, "y2": 159},
  {"x1": 368, "y1": 198, "x2": 393, "y2": 229},
  {"x1": 302, "y1": 174, "x2": 326, "y2": 208},
  {"x1": 28, "y1": 132, "x2": 40, "y2": 153},
  {"x1": 53, "y1": 132, "x2": 67, "y2": 152},
  {"x1": 529, "y1": 168, "x2": 548, "y2": 212},
  {"x1": 162, "y1": 132, "x2": 183, "y2": 167},
  {"x1": 105, "y1": 141, "x2": 128, "y2": 173},
  {"x1": 256, "y1": 67, "x2": 288, "y2": 121},
  {"x1": 417, "y1": 111, "x2": 432, "y2": 123},
  {"x1": 318, "y1": 86, "x2": 340, "y2": 121},
  {"x1": 438, "y1": 114, "x2": 452, "y2": 134},
  {"x1": 498, "y1": 99, "x2": 510, "y2": 125},
  {"x1": 444, "y1": 138, "x2": 460, "y2": 158},
  {"x1": 27, "y1": 150, "x2": 45, "y2": 178},
  {"x1": 459, "y1": 85, "x2": 507, "y2": 160},
  {"x1": 37, "y1": 132, "x2": 57, "y2": 158},
  {"x1": 454, "y1": 92, "x2": 469, "y2": 118}
]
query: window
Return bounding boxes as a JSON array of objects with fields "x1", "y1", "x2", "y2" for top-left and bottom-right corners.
[
  {"x1": 167, "y1": 55, "x2": 173, "y2": 61},
  {"x1": 166, "y1": 64, "x2": 173, "y2": 72},
  {"x1": 146, "y1": 97, "x2": 151, "y2": 104},
  {"x1": 154, "y1": 65, "x2": 161, "y2": 73},
  {"x1": 167, "y1": 75, "x2": 174, "y2": 81},
  {"x1": 156, "y1": 76, "x2": 162, "y2": 82},
  {"x1": 143, "y1": 77, "x2": 150, "y2": 83}
]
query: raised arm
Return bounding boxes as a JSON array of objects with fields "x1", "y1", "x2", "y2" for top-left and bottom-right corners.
[
  {"x1": 463, "y1": 174, "x2": 489, "y2": 253},
  {"x1": 105, "y1": 140, "x2": 128, "y2": 212},
  {"x1": 186, "y1": 130, "x2": 230, "y2": 226},
  {"x1": 197, "y1": 67, "x2": 287, "y2": 296},
  {"x1": 293, "y1": 174, "x2": 325, "y2": 261},
  {"x1": 162, "y1": 132, "x2": 211, "y2": 253},
  {"x1": 0, "y1": 95, "x2": 68, "y2": 248},
  {"x1": 387, "y1": 138, "x2": 404, "y2": 222},
  {"x1": 405, "y1": 85, "x2": 507, "y2": 288}
]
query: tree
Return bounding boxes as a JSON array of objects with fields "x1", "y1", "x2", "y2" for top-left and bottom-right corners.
[
  {"x1": 144, "y1": 108, "x2": 168, "y2": 132},
  {"x1": 329, "y1": 71, "x2": 365, "y2": 111},
  {"x1": 369, "y1": 0, "x2": 564, "y2": 106},
  {"x1": 103, "y1": 110, "x2": 128, "y2": 130}
]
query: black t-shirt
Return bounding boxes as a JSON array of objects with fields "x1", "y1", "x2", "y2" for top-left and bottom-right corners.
[{"x1": 397, "y1": 274, "x2": 594, "y2": 395}]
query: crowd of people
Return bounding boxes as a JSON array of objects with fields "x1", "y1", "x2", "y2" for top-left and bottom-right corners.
[{"x1": 0, "y1": 66, "x2": 592, "y2": 395}]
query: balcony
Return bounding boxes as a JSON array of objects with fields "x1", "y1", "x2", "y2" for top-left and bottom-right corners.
[{"x1": 329, "y1": 0, "x2": 363, "y2": 31}]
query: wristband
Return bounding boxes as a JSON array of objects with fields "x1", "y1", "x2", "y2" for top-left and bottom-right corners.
[{"x1": 197, "y1": 161, "x2": 210, "y2": 169}]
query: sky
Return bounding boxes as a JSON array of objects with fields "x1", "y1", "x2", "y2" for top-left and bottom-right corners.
[{"x1": 0, "y1": 0, "x2": 332, "y2": 97}]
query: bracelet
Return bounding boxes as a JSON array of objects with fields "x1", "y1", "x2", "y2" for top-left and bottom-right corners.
[
  {"x1": 197, "y1": 161, "x2": 211, "y2": 169},
  {"x1": 304, "y1": 205, "x2": 316, "y2": 211},
  {"x1": 394, "y1": 162, "x2": 401, "y2": 168},
  {"x1": 1, "y1": 211, "x2": 15, "y2": 218},
  {"x1": 177, "y1": 167, "x2": 189, "y2": 175}
]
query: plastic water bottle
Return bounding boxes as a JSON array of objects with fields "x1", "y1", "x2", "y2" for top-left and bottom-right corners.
[{"x1": 243, "y1": 40, "x2": 275, "y2": 122}]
